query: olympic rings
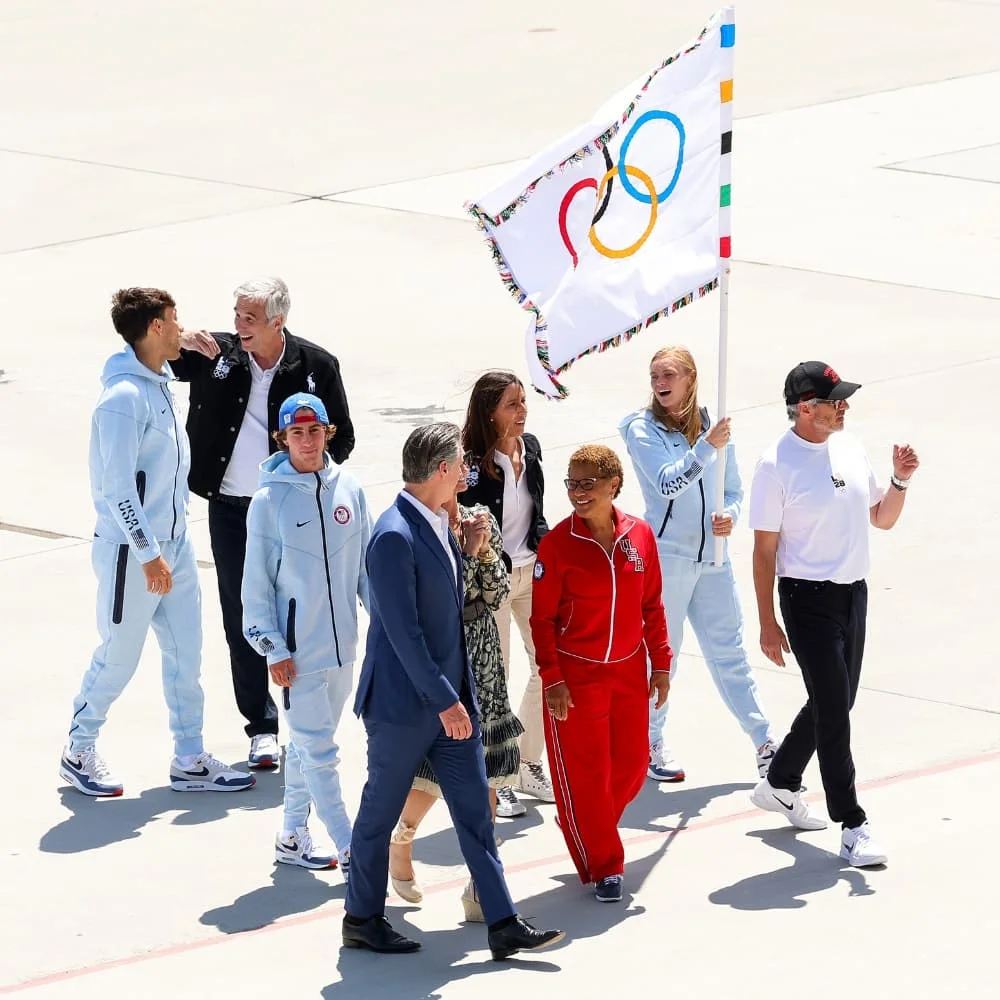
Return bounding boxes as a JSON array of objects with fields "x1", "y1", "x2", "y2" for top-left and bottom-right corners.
[
  {"x1": 588, "y1": 166, "x2": 657, "y2": 259},
  {"x1": 617, "y1": 110, "x2": 685, "y2": 205},
  {"x1": 556, "y1": 109, "x2": 685, "y2": 265}
]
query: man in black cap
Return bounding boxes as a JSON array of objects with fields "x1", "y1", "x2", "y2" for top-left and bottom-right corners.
[{"x1": 746, "y1": 361, "x2": 919, "y2": 867}]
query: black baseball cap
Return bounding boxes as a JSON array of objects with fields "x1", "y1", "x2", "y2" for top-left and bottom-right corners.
[{"x1": 783, "y1": 361, "x2": 861, "y2": 405}]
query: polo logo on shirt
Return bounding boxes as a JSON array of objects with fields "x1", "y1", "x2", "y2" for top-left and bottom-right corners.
[
  {"x1": 831, "y1": 475, "x2": 847, "y2": 494},
  {"x1": 212, "y1": 357, "x2": 232, "y2": 380},
  {"x1": 621, "y1": 537, "x2": 645, "y2": 572},
  {"x1": 333, "y1": 505, "x2": 351, "y2": 525},
  {"x1": 306, "y1": 373, "x2": 316, "y2": 392}
]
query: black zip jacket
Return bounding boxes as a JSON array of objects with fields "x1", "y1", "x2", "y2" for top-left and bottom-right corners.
[
  {"x1": 462, "y1": 432, "x2": 549, "y2": 571},
  {"x1": 170, "y1": 329, "x2": 355, "y2": 500}
]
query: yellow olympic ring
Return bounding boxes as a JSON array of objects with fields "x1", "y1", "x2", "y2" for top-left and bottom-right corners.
[{"x1": 587, "y1": 165, "x2": 658, "y2": 260}]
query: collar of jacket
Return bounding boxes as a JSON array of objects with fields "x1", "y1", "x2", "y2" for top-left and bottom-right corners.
[
  {"x1": 216, "y1": 327, "x2": 304, "y2": 374},
  {"x1": 569, "y1": 507, "x2": 637, "y2": 544}
]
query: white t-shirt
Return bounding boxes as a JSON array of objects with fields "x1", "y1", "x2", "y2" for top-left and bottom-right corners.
[
  {"x1": 220, "y1": 346, "x2": 284, "y2": 498},
  {"x1": 494, "y1": 442, "x2": 535, "y2": 568},
  {"x1": 400, "y1": 490, "x2": 457, "y2": 582},
  {"x1": 748, "y1": 429, "x2": 884, "y2": 584}
]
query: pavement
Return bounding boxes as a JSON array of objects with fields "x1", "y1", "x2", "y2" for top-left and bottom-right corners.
[{"x1": 2, "y1": 0, "x2": 999, "y2": 996}]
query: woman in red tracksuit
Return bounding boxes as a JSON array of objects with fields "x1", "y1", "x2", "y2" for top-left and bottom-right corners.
[{"x1": 530, "y1": 444, "x2": 672, "y2": 903}]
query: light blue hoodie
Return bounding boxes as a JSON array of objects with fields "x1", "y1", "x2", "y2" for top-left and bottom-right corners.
[
  {"x1": 618, "y1": 406, "x2": 743, "y2": 564},
  {"x1": 242, "y1": 452, "x2": 372, "y2": 675},
  {"x1": 90, "y1": 346, "x2": 189, "y2": 562}
]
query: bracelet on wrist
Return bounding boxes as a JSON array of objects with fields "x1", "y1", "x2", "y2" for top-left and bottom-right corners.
[{"x1": 890, "y1": 474, "x2": 910, "y2": 491}]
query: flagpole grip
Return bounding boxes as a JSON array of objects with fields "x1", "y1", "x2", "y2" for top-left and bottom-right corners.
[{"x1": 713, "y1": 259, "x2": 731, "y2": 567}]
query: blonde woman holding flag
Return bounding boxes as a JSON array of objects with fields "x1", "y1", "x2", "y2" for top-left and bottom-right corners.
[{"x1": 619, "y1": 346, "x2": 777, "y2": 782}]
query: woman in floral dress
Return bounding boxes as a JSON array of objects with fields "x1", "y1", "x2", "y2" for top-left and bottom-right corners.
[{"x1": 387, "y1": 464, "x2": 524, "y2": 922}]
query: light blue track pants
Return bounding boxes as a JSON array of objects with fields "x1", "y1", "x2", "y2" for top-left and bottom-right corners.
[
  {"x1": 69, "y1": 534, "x2": 205, "y2": 757},
  {"x1": 649, "y1": 556, "x2": 772, "y2": 751},
  {"x1": 281, "y1": 665, "x2": 354, "y2": 855}
]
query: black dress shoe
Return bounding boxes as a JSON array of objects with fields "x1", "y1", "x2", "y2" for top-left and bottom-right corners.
[
  {"x1": 342, "y1": 915, "x2": 420, "y2": 953},
  {"x1": 488, "y1": 916, "x2": 565, "y2": 961}
]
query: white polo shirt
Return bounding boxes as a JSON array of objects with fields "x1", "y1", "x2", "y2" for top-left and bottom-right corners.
[
  {"x1": 400, "y1": 490, "x2": 457, "y2": 582},
  {"x1": 494, "y1": 442, "x2": 535, "y2": 568},
  {"x1": 220, "y1": 343, "x2": 285, "y2": 498},
  {"x1": 749, "y1": 429, "x2": 884, "y2": 585}
]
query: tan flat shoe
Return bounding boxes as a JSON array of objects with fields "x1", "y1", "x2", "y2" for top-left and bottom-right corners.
[
  {"x1": 461, "y1": 878, "x2": 484, "y2": 923},
  {"x1": 389, "y1": 819, "x2": 424, "y2": 904}
]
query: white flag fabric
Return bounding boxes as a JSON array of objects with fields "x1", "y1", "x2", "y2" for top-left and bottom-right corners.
[{"x1": 466, "y1": 7, "x2": 735, "y2": 398}]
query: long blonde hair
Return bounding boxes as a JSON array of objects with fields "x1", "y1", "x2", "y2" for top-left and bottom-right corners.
[{"x1": 648, "y1": 346, "x2": 703, "y2": 446}]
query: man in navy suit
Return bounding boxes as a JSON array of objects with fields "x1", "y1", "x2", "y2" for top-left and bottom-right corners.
[{"x1": 342, "y1": 422, "x2": 564, "y2": 961}]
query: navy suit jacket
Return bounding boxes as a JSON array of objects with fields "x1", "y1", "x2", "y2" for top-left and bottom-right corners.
[{"x1": 353, "y1": 493, "x2": 479, "y2": 725}]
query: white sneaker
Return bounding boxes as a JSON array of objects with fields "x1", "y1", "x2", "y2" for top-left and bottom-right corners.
[
  {"x1": 59, "y1": 746, "x2": 123, "y2": 797},
  {"x1": 750, "y1": 778, "x2": 828, "y2": 830},
  {"x1": 840, "y1": 822, "x2": 887, "y2": 867},
  {"x1": 248, "y1": 733, "x2": 280, "y2": 769},
  {"x1": 648, "y1": 741, "x2": 686, "y2": 782},
  {"x1": 170, "y1": 752, "x2": 256, "y2": 792},
  {"x1": 275, "y1": 827, "x2": 337, "y2": 869},
  {"x1": 518, "y1": 761, "x2": 555, "y2": 802},
  {"x1": 756, "y1": 740, "x2": 779, "y2": 779},
  {"x1": 495, "y1": 785, "x2": 527, "y2": 818}
]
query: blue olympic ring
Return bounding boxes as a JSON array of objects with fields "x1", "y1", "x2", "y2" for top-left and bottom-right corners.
[{"x1": 616, "y1": 110, "x2": 685, "y2": 205}]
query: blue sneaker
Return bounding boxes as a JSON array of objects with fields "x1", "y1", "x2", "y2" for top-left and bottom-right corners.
[
  {"x1": 170, "y1": 752, "x2": 255, "y2": 792},
  {"x1": 595, "y1": 876, "x2": 623, "y2": 903},
  {"x1": 275, "y1": 828, "x2": 338, "y2": 869},
  {"x1": 60, "y1": 746, "x2": 123, "y2": 797},
  {"x1": 647, "y1": 742, "x2": 685, "y2": 782}
]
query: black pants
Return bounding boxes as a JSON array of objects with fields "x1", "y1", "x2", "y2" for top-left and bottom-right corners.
[
  {"x1": 208, "y1": 497, "x2": 279, "y2": 738},
  {"x1": 767, "y1": 578, "x2": 867, "y2": 830}
]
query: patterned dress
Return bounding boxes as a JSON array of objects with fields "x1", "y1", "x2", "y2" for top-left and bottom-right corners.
[{"x1": 413, "y1": 503, "x2": 524, "y2": 795}]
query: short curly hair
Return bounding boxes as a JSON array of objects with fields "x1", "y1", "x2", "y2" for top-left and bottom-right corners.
[{"x1": 568, "y1": 444, "x2": 624, "y2": 498}]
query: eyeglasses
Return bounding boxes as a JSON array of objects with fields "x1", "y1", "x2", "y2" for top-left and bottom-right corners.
[
  {"x1": 564, "y1": 477, "x2": 606, "y2": 492},
  {"x1": 809, "y1": 398, "x2": 848, "y2": 411}
]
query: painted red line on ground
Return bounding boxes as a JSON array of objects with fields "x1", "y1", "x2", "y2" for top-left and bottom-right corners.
[{"x1": 4, "y1": 747, "x2": 998, "y2": 994}]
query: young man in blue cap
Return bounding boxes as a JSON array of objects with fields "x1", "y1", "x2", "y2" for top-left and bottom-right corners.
[
  {"x1": 242, "y1": 393, "x2": 372, "y2": 873},
  {"x1": 61, "y1": 288, "x2": 255, "y2": 797}
]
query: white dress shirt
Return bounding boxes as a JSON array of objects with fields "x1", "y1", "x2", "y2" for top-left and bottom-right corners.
[
  {"x1": 400, "y1": 490, "x2": 457, "y2": 582},
  {"x1": 494, "y1": 441, "x2": 535, "y2": 567},
  {"x1": 220, "y1": 341, "x2": 286, "y2": 498}
]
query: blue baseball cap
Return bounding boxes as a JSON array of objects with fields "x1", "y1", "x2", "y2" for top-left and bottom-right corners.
[{"x1": 278, "y1": 393, "x2": 329, "y2": 428}]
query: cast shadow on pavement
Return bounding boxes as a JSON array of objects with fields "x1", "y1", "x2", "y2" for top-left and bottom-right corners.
[
  {"x1": 708, "y1": 828, "x2": 880, "y2": 910},
  {"x1": 321, "y1": 847, "x2": 663, "y2": 1000},
  {"x1": 39, "y1": 770, "x2": 284, "y2": 854},
  {"x1": 200, "y1": 864, "x2": 348, "y2": 933}
]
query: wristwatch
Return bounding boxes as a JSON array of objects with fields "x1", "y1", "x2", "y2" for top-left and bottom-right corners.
[
  {"x1": 479, "y1": 547, "x2": 499, "y2": 563},
  {"x1": 890, "y1": 474, "x2": 910, "y2": 491}
]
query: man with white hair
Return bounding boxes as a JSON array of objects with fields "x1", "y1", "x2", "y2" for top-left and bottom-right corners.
[{"x1": 174, "y1": 277, "x2": 355, "y2": 767}]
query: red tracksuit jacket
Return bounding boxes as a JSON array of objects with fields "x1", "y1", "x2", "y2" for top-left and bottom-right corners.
[{"x1": 530, "y1": 508, "x2": 672, "y2": 688}]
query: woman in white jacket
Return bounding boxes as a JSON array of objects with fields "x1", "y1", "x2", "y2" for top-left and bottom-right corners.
[
  {"x1": 619, "y1": 347, "x2": 776, "y2": 783},
  {"x1": 242, "y1": 393, "x2": 372, "y2": 874}
]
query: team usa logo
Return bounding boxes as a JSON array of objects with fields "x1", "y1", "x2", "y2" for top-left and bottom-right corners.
[
  {"x1": 333, "y1": 505, "x2": 351, "y2": 525},
  {"x1": 212, "y1": 356, "x2": 232, "y2": 380},
  {"x1": 831, "y1": 475, "x2": 847, "y2": 494},
  {"x1": 465, "y1": 465, "x2": 480, "y2": 488},
  {"x1": 533, "y1": 560, "x2": 545, "y2": 580},
  {"x1": 620, "y1": 537, "x2": 645, "y2": 572}
]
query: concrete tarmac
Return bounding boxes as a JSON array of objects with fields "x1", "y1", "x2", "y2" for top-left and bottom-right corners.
[{"x1": 2, "y1": 1, "x2": 998, "y2": 996}]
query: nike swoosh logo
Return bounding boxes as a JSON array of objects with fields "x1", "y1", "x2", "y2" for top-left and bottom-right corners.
[
  {"x1": 296, "y1": 520, "x2": 311, "y2": 528},
  {"x1": 773, "y1": 794, "x2": 795, "y2": 811},
  {"x1": 161, "y1": 408, "x2": 167, "y2": 414},
  {"x1": 182, "y1": 766, "x2": 210, "y2": 777}
]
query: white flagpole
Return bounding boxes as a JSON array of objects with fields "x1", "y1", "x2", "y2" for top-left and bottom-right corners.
[{"x1": 713, "y1": 260, "x2": 731, "y2": 566}]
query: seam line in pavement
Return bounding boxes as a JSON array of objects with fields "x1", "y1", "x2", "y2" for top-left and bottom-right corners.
[{"x1": 3, "y1": 747, "x2": 998, "y2": 994}]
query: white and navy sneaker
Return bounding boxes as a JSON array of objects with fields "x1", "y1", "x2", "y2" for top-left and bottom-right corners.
[
  {"x1": 840, "y1": 822, "x2": 888, "y2": 867},
  {"x1": 750, "y1": 778, "x2": 827, "y2": 830},
  {"x1": 275, "y1": 827, "x2": 338, "y2": 869},
  {"x1": 170, "y1": 752, "x2": 256, "y2": 792},
  {"x1": 756, "y1": 740, "x2": 780, "y2": 778},
  {"x1": 248, "y1": 733, "x2": 280, "y2": 770},
  {"x1": 648, "y1": 741, "x2": 685, "y2": 782},
  {"x1": 59, "y1": 746, "x2": 123, "y2": 797},
  {"x1": 518, "y1": 761, "x2": 555, "y2": 802},
  {"x1": 496, "y1": 786, "x2": 527, "y2": 818},
  {"x1": 594, "y1": 876, "x2": 623, "y2": 903}
]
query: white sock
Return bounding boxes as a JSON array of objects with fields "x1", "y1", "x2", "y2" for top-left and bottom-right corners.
[{"x1": 175, "y1": 753, "x2": 200, "y2": 769}]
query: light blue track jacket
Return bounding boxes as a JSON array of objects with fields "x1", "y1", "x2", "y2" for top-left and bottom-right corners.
[
  {"x1": 90, "y1": 346, "x2": 189, "y2": 562},
  {"x1": 242, "y1": 453, "x2": 372, "y2": 674},
  {"x1": 619, "y1": 406, "x2": 743, "y2": 564}
]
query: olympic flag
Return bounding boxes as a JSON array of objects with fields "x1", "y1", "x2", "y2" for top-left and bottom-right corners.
[{"x1": 465, "y1": 7, "x2": 735, "y2": 399}]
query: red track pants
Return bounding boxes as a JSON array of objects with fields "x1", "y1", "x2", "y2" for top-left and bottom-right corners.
[{"x1": 544, "y1": 646, "x2": 649, "y2": 884}]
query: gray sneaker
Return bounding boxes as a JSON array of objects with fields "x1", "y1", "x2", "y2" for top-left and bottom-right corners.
[{"x1": 495, "y1": 786, "x2": 526, "y2": 818}]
